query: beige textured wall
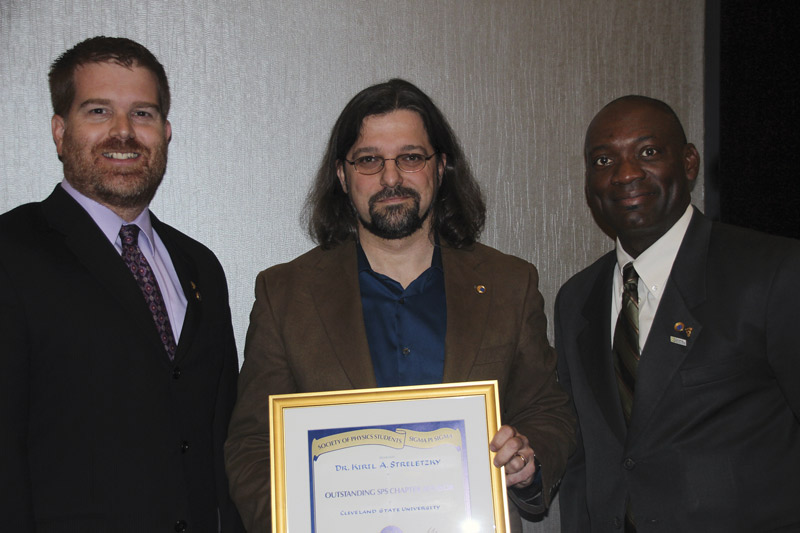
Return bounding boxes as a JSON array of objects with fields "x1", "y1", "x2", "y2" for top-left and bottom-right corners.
[{"x1": 0, "y1": 1, "x2": 704, "y2": 529}]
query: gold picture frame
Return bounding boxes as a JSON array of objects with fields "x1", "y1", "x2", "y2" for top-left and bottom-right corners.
[{"x1": 270, "y1": 380, "x2": 509, "y2": 532}]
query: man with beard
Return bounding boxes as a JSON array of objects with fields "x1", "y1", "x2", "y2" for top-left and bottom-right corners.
[
  {"x1": 224, "y1": 79, "x2": 575, "y2": 533},
  {"x1": 0, "y1": 37, "x2": 243, "y2": 532}
]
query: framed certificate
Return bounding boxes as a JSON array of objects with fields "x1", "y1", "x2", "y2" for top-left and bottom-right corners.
[{"x1": 270, "y1": 380, "x2": 509, "y2": 532}]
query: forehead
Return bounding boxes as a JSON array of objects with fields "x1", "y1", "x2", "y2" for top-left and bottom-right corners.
[
  {"x1": 585, "y1": 101, "x2": 681, "y2": 153},
  {"x1": 70, "y1": 61, "x2": 159, "y2": 109},
  {"x1": 352, "y1": 109, "x2": 431, "y2": 149}
]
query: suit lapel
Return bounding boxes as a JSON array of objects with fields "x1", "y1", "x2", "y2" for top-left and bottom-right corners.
[
  {"x1": 440, "y1": 245, "x2": 491, "y2": 382},
  {"x1": 42, "y1": 186, "x2": 166, "y2": 358},
  {"x1": 309, "y1": 241, "x2": 377, "y2": 389},
  {"x1": 577, "y1": 254, "x2": 627, "y2": 444},
  {"x1": 629, "y1": 212, "x2": 708, "y2": 438},
  {"x1": 152, "y1": 216, "x2": 201, "y2": 364}
]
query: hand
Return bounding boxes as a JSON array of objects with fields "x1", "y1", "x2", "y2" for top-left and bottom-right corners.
[{"x1": 490, "y1": 425, "x2": 536, "y2": 488}]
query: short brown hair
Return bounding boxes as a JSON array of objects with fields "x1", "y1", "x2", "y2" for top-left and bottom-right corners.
[{"x1": 49, "y1": 36, "x2": 170, "y2": 119}]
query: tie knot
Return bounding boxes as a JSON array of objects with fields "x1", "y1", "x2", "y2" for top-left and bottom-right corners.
[
  {"x1": 622, "y1": 262, "x2": 639, "y2": 297},
  {"x1": 622, "y1": 262, "x2": 638, "y2": 283},
  {"x1": 119, "y1": 224, "x2": 140, "y2": 246}
]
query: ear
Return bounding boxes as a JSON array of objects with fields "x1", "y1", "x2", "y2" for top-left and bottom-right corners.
[
  {"x1": 683, "y1": 143, "x2": 700, "y2": 183},
  {"x1": 51, "y1": 115, "x2": 66, "y2": 156},
  {"x1": 165, "y1": 119, "x2": 172, "y2": 144},
  {"x1": 336, "y1": 161, "x2": 348, "y2": 193},
  {"x1": 437, "y1": 153, "x2": 447, "y2": 182}
]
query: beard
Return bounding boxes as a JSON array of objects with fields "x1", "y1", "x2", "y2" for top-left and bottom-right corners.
[
  {"x1": 356, "y1": 185, "x2": 432, "y2": 240},
  {"x1": 61, "y1": 131, "x2": 168, "y2": 211}
]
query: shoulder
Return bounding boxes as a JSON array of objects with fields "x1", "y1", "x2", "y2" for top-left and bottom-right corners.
[
  {"x1": 0, "y1": 201, "x2": 45, "y2": 242},
  {"x1": 708, "y1": 220, "x2": 800, "y2": 263},
  {"x1": 443, "y1": 241, "x2": 535, "y2": 276},
  {"x1": 556, "y1": 250, "x2": 615, "y2": 308},
  {"x1": 256, "y1": 241, "x2": 355, "y2": 285},
  {"x1": 0, "y1": 201, "x2": 56, "y2": 267}
]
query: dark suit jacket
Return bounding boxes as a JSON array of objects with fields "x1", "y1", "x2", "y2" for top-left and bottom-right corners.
[
  {"x1": 0, "y1": 186, "x2": 243, "y2": 532},
  {"x1": 555, "y1": 210, "x2": 800, "y2": 532},
  {"x1": 225, "y1": 239, "x2": 575, "y2": 533}
]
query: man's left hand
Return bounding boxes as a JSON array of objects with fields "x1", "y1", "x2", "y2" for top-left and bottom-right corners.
[{"x1": 490, "y1": 425, "x2": 536, "y2": 488}]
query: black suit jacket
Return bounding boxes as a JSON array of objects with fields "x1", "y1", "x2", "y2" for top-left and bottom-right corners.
[
  {"x1": 0, "y1": 186, "x2": 243, "y2": 532},
  {"x1": 555, "y1": 210, "x2": 800, "y2": 532}
]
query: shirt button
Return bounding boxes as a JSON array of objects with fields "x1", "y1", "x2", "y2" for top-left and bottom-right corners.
[
  {"x1": 623, "y1": 457, "x2": 636, "y2": 470},
  {"x1": 181, "y1": 441, "x2": 190, "y2": 453},
  {"x1": 399, "y1": 297, "x2": 405, "y2": 304},
  {"x1": 174, "y1": 520, "x2": 188, "y2": 532},
  {"x1": 172, "y1": 367, "x2": 181, "y2": 380},
  {"x1": 613, "y1": 516, "x2": 622, "y2": 529},
  {"x1": 402, "y1": 347, "x2": 411, "y2": 356}
]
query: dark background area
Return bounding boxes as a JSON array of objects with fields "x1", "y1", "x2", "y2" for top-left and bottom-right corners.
[{"x1": 705, "y1": 0, "x2": 799, "y2": 239}]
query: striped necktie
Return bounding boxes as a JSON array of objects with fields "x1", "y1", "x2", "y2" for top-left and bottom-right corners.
[{"x1": 613, "y1": 262, "x2": 640, "y2": 424}]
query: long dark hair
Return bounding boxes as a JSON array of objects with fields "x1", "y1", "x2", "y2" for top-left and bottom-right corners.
[{"x1": 304, "y1": 78, "x2": 485, "y2": 249}]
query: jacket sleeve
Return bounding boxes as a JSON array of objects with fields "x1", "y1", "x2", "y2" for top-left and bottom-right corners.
[
  {"x1": 225, "y1": 270, "x2": 292, "y2": 532},
  {"x1": 0, "y1": 261, "x2": 35, "y2": 530},
  {"x1": 554, "y1": 289, "x2": 592, "y2": 532},
  {"x1": 503, "y1": 262, "x2": 576, "y2": 512}
]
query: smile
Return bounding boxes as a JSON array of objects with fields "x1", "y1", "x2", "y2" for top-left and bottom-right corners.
[{"x1": 103, "y1": 152, "x2": 140, "y2": 160}]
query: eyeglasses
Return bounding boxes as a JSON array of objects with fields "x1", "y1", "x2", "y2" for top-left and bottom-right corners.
[{"x1": 345, "y1": 152, "x2": 438, "y2": 175}]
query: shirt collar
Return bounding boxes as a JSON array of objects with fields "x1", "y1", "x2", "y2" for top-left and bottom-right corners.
[
  {"x1": 356, "y1": 235, "x2": 443, "y2": 274},
  {"x1": 60, "y1": 179, "x2": 155, "y2": 250},
  {"x1": 616, "y1": 204, "x2": 693, "y2": 299}
]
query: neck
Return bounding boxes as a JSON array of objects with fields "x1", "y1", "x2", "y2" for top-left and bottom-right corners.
[
  {"x1": 358, "y1": 224, "x2": 435, "y2": 289},
  {"x1": 110, "y1": 205, "x2": 147, "y2": 222}
]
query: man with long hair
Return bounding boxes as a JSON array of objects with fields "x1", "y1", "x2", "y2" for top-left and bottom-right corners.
[{"x1": 225, "y1": 79, "x2": 575, "y2": 532}]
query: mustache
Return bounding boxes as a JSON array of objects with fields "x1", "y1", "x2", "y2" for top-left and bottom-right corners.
[
  {"x1": 368, "y1": 185, "x2": 420, "y2": 207},
  {"x1": 95, "y1": 137, "x2": 148, "y2": 154}
]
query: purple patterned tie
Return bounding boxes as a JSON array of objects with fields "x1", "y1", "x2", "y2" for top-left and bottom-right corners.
[{"x1": 119, "y1": 225, "x2": 178, "y2": 360}]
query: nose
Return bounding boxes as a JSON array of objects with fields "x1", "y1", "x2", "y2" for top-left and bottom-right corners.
[
  {"x1": 612, "y1": 157, "x2": 645, "y2": 185},
  {"x1": 109, "y1": 113, "x2": 135, "y2": 140},
  {"x1": 379, "y1": 159, "x2": 404, "y2": 188}
]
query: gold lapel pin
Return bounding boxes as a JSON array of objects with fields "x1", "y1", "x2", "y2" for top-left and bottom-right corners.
[
  {"x1": 191, "y1": 281, "x2": 201, "y2": 301},
  {"x1": 674, "y1": 322, "x2": 692, "y2": 338},
  {"x1": 474, "y1": 284, "x2": 487, "y2": 294}
]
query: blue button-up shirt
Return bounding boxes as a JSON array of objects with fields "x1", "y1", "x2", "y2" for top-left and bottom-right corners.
[{"x1": 357, "y1": 243, "x2": 447, "y2": 387}]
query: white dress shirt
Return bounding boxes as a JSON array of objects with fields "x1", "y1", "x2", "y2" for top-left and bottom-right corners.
[{"x1": 611, "y1": 205, "x2": 694, "y2": 351}]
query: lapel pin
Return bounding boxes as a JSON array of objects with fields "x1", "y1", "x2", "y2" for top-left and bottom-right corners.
[
  {"x1": 474, "y1": 284, "x2": 487, "y2": 294},
  {"x1": 670, "y1": 336, "x2": 687, "y2": 346},
  {"x1": 674, "y1": 322, "x2": 693, "y2": 338}
]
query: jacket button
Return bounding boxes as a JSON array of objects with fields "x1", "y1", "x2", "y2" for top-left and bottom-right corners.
[
  {"x1": 172, "y1": 367, "x2": 181, "y2": 380},
  {"x1": 174, "y1": 520, "x2": 187, "y2": 532},
  {"x1": 623, "y1": 457, "x2": 636, "y2": 470},
  {"x1": 181, "y1": 441, "x2": 190, "y2": 453}
]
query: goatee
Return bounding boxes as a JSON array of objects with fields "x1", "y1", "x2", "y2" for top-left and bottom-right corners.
[{"x1": 357, "y1": 185, "x2": 431, "y2": 240}]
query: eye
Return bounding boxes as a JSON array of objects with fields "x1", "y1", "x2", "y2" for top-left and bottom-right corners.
[
  {"x1": 593, "y1": 155, "x2": 611, "y2": 167},
  {"x1": 133, "y1": 110, "x2": 153, "y2": 118},
  {"x1": 88, "y1": 107, "x2": 108, "y2": 115},
  {"x1": 356, "y1": 155, "x2": 380, "y2": 164},
  {"x1": 398, "y1": 153, "x2": 424, "y2": 163},
  {"x1": 641, "y1": 147, "x2": 658, "y2": 157}
]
